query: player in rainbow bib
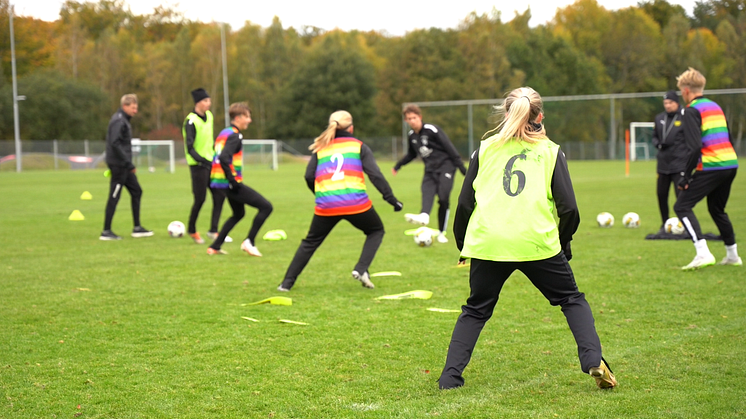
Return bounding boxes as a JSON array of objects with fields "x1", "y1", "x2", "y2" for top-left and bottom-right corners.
[
  {"x1": 277, "y1": 110, "x2": 403, "y2": 291},
  {"x1": 439, "y1": 87, "x2": 617, "y2": 391},
  {"x1": 673, "y1": 67, "x2": 741, "y2": 270},
  {"x1": 206, "y1": 102, "x2": 273, "y2": 256}
]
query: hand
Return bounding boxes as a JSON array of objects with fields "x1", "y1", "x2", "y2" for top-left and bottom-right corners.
[
  {"x1": 459, "y1": 166, "x2": 466, "y2": 176},
  {"x1": 563, "y1": 242, "x2": 572, "y2": 261},
  {"x1": 229, "y1": 181, "x2": 240, "y2": 190},
  {"x1": 457, "y1": 257, "x2": 467, "y2": 266},
  {"x1": 391, "y1": 168, "x2": 398, "y2": 176},
  {"x1": 393, "y1": 201, "x2": 403, "y2": 212},
  {"x1": 677, "y1": 176, "x2": 690, "y2": 191},
  {"x1": 131, "y1": 168, "x2": 136, "y2": 173}
]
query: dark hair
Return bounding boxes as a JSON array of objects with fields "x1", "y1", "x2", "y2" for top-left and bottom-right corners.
[{"x1": 402, "y1": 104, "x2": 422, "y2": 117}]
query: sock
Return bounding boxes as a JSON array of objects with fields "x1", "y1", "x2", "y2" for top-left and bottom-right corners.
[
  {"x1": 726, "y1": 244, "x2": 738, "y2": 259},
  {"x1": 694, "y1": 239, "x2": 711, "y2": 257}
]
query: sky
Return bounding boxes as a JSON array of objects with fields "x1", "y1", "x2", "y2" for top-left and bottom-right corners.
[{"x1": 16, "y1": 0, "x2": 698, "y2": 35}]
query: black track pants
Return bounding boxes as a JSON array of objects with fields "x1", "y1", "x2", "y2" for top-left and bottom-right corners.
[
  {"x1": 673, "y1": 169, "x2": 737, "y2": 245},
  {"x1": 439, "y1": 254, "x2": 603, "y2": 389},
  {"x1": 656, "y1": 172, "x2": 683, "y2": 227},
  {"x1": 103, "y1": 165, "x2": 143, "y2": 231},
  {"x1": 209, "y1": 184, "x2": 273, "y2": 250},
  {"x1": 420, "y1": 170, "x2": 455, "y2": 232}
]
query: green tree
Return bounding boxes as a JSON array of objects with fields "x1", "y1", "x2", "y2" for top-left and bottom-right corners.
[
  {"x1": 637, "y1": 0, "x2": 688, "y2": 30},
  {"x1": 274, "y1": 31, "x2": 376, "y2": 140}
]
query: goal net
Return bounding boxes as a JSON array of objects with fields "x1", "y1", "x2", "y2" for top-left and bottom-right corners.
[
  {"x1": 629, "y1": 122, "x2": 655, "y2": 161},
  {"x1": 131, "y1": 139, "x2": 175, "y2": 173},
  {"x1": 241, "y1": 139, "x2": 279, "y2": 171}
]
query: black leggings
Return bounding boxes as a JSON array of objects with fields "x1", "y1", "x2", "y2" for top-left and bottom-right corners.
[
  {"x1": 673, "y1": 169, "x2": 737, "y2": 245},
  {"x1": 421, "y1": 171, "x2": 455, "y2": 232},
  {"x1": 188, "y1": 165, "x2": 226, "y2": 234},
  {"x1": 439, "y1": 254, "x2": 603, "y2": 389},
  {"x1": 280, "y1": 208, "x2": 385, "y2": 290},
  {"x1": 656, "y1": 172, "x2": 683, "y2": 227},
  {"x1": 104, "y1": 166, "x2": 142, "y2": 231},
  {"x1": 209, "y1": 184, "x2": 273, "y2": 250}
]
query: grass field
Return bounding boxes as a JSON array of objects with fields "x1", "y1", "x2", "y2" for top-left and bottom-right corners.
[{"x1": 1, "y1": 159, "x2": 745, "y2": 418}]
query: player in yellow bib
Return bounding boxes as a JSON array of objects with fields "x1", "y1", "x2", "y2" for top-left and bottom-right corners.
[{"x1": 439, "y1": 87, "x2": 617, "y2": 391}]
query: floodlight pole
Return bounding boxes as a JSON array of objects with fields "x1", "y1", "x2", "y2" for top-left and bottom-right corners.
[
  {"x1": 10, "y1": 5, "x2": 21, "y2": 172},
  {"x1": 220, "y1": 23, "x2": 229, "y2": 125}
]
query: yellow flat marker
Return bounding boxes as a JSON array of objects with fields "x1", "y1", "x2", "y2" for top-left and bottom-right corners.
[
  {"x1": 80, "y1": 191, "x2": 93, "y2": 200},
  {"x1": 76, "y1": 288, "x2": 91, "y2": 292},
  {"x1": 279, "y1": 319, "x2": 308, "y2": 325},
  {"x1": 376, "y1": 290, "x2": 433, "y2": 300},
  {"x1": 243, "y1": 296, "x2": 292, "y2": 306},
  {"x1": 453, "y1": 262, "x2": 470, "y2": 268},
  {"x1": 427, "y1": 308, "x2": 460, "y2": 313},
  {"x1": 104, "y1": 169, "x2": 111, "y2": 177},
  {"x1": 241, "y1": 317, "x2": 259, "y2": 322},
  {"x1": 68, "y1": 210, "x2": 85, "y2": 221},
  {"x1": 370, "y1": 271, "x2": 402, "y2": 277}
]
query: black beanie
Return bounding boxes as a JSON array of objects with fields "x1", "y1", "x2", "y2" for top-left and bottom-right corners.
[
  {"x1": 191, "y1": 88, "x2": 209, "y2": 104},
  {"x1": 663, "y1": 90, "x2": 679, "y2": 102}
]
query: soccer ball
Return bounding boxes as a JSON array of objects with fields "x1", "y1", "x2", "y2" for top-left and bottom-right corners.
[
  {"x1": 596, "y1": 212, "x2": 614, "y2": 228},
  {"x1": 413, "y1": 227, "x2": 433, "y2": 247},
  {"x1": 664, "y1": 217, "x2": 685, "y2": 235},
  {"x1": 622, "y1": 212, "x2": 641, "y2": 228},
  {"x1": 167, "y1": 221, "x2": 185, "y2": 238}
]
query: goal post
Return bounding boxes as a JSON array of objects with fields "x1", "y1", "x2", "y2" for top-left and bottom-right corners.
[
  {"x1": 241, "y1": 139, "x2": 279, "y2": 171},
  {"x1": 131, "y1": 139, "x2": 175, "y2": 173},
  {"x1": 629, "y1": 122, "x2": 655, "y2": 161}
]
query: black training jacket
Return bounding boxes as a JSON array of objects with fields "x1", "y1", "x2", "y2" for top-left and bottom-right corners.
[
  {"x1": 395, "y1": 123, "x2": 467, "y2": 175},
  {"x1": 652, "y1": 109, "x2": 688, "y2": 174},
  {"x1": 105, "y1": 109, "x2": 135, "y2": 170}
]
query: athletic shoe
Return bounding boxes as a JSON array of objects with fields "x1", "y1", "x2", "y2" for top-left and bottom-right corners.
[
  {"x1": 352, "y1": 270, "x2": 375, "y2": 289},
  {"x1": 131, "y1": 226, "x2": 154, "y2": 238},
  {"x1": 206, "y1": 248, "x2": 227, "y2": 255},
  {"x1": 206, "y1": 232, "x2": 233, "y2": 243},
  {"x1": 277, "y1": 285, "x2": 290, "y2": 292},
  {"x1": 190, "y1": 232, "x2": 205, "y2": 244},
  {"x1": 718, "y1": 256, "x2": 743, "y2": 266},
  {"x1": 682, "y1": 253, "x2": 716, "y2": 270},
  {"x1": 99, "y1": 230, "x2": 122, "y2": 241},
  {"x1": 241, "y1": 239, "x2": 262, "y2": 257},
  {"x1": 404, "y1": 212, "x2": 429, "y2": 226},
  {"x1": 437, "y1": 233, "x2": 449, "y2": 243},
  {"x1": 589, "y1": 358, "x2": 617, "y2": 389}
]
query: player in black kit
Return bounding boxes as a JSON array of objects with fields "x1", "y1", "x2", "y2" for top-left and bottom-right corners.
[{"x1": 393, "y1": 104, "x2": 466, "y2": 244}]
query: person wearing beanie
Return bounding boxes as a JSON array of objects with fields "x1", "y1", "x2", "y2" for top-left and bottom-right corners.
[
  {"x1": 182, "y1": 88, "x2": 230, "y2": 244},
  {"x1": 651, "y1": 90, "x2": 688, "y2": 233}
]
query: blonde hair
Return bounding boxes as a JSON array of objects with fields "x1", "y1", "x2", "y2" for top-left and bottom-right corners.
[
  {"x1": 120, "y1": 94, "x2": 138, "y2": 106},
  {"x1": 229, "y1": 102, "x2": 251, "y2": 120},
  {"x1": 676, "y1": 67, "x2": 706, "y2": 92},
  {"x1": 309, "y1": 110, "x2": 353, "y2": 153},
  {"x1": 483, "y1": 87, "x2": 546, "y2": 147}
]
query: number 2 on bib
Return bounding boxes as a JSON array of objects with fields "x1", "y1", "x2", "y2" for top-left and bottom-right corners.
[
  {"x1": 503, "y1": 154, "x2": 527, "y2": 197},
  {"x1": 331, "y1": 153, "x2": 345, "y2": 181}
]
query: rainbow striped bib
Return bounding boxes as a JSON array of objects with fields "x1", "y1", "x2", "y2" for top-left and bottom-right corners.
[
  {"x1": 689, "y1": 98, "x2": 738, "y2": 171},
  {"x1": 210, "y1": 127, "x2": 242, "y2": 188},
  {"x1": 314, "y1": 137, "x2": 371, "y2": 216}
]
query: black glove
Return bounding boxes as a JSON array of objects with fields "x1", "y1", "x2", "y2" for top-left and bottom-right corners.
[
  {"x1": 459, "y1": 166, "x2": 467, "y2": 176},
  {"x1": 563, "y1": 242, "x2": 572, "y2": 261},
  {"x1": 229, "y1": 180, "x2": 240, "y2": 190},
  {"x1": 677, "y1": 175, "x2": 690, "y2": 190},
  {"x1": 458, "y1": 256, "x2": 468, "y2": 265},
  {"x1": 386, "y1": 196, "x2": 403, "y2": 212},
  {"x1": 200, "y1": 159, "x2": 212, "y2": 169}
]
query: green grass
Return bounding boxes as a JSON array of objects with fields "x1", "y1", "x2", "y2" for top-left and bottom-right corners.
[{"x1": 1, "y1": 159, "x2": 745, "y2": 418}]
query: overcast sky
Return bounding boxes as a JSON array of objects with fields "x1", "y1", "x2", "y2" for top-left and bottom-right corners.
[{"x1": 16, "y1": 0, "x2": 697, "y2": 35}]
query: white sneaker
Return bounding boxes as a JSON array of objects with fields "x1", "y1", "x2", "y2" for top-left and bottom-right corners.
[
  {"x1": 405, "y1": 212, "x2": 429, "y2": 226},
  {"x1": 437, "y1": 233, "x2": 449, "y2": 243},
  {"x1": 277, "y1": 285, "x2": 290, "y2": 292},
  {"x1": 241, "y1": 239, "x2": 262, "y2": 257},
  {"x1": 225, "y1": 235, "x2": 233, "y2": 243},
  {"x1": 682, "y1": 253, "x2": 716, "y2": 270},
  {"x1": 718, "y1": 256, "x2": 743, "y2": 266},
  {"x1": 352, "y1": 270, "x2": 375, "y2": 289}
]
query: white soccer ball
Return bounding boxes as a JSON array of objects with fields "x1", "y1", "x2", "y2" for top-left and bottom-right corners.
[
  {"x1": 622, "y1": 212, "x2": 641, "y2": 229},
  {"x1": 664, "y1": 217, "x2": 685, "y2": 235},
  {"x1": 413, "y1": 227, "x2": 433, "y2": 247},
  {"x1": 596, "y1": 212, "x2": 614, "y2": 228},
  {"x1": 168, "y1": 221, "x2": 185, "y2": 238}
]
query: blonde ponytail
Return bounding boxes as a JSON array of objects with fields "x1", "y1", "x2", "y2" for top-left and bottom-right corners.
[
  {"x1": 309, "y1": 110, "x2": 353, "y2": 153},
  {"x1": 483, "y1": 87, "x2": 546, "y2": 147}
]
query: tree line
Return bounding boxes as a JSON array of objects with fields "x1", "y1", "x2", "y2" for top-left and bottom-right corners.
[{"x1": 0, "y1": 0, "x2": 744, "y2": 149}]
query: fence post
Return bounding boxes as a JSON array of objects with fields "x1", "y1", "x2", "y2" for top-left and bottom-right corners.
[
  {"x1": 391, "y1": 136, "x2": 396, "y2": 160},
  {"x1": 53, "y1": 139, "x2": 58, "y2": 170}
]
